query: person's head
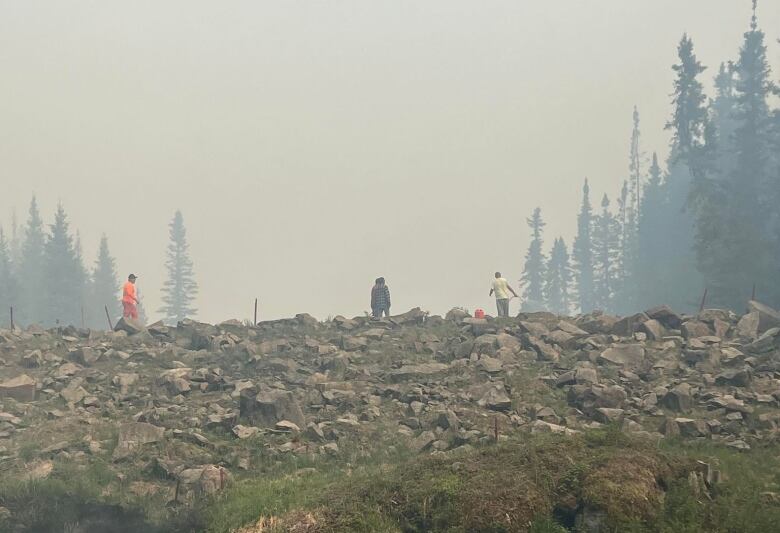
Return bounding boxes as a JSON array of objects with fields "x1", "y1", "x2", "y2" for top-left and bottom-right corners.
[
  {"x1": 128, "y1": 274, "x2": 138, "y2": 284},
  {"x1": 375, "y1": 278, "x2": 381, "y2": 285},
  {"x1": 378, "y1": 277, "x2": 386, "y2": 286},
  {"x1": 495, "y1": 272, "x2": 501, "y2": 279}
]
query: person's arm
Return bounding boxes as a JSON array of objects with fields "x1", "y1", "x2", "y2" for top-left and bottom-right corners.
[
  {"x1": 385, "y1": 287, "x2": 391, "y2": 308},
  {"x1": 489, "y1": 288, "x2": 494, "y2": 297},
  {"x1": 508, "y1": 285, "x2": 519, "y2": 298}
]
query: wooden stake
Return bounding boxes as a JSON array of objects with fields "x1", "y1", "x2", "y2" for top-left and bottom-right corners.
[
  {"x1": 699, "y1": 288, "x2": 708, "y2": 313},
  {"x1": 105, "y1": 305, "x2": 114, "y2": 330},
  {"x1": 751, "y1": 284, "x2": 756, "y2": 301},
  {"x1": 254, "y1": 298, "x2": 258, "y2": 325},
  {"x1": 9, "y1": 306, "x2": 14, "y2": 330},
  {"x1": 494, "y1": 417, "x2": 499, "y2": 443},
  {"x1": 81, "y1": 306, "x2": 85, "y2": 329}
]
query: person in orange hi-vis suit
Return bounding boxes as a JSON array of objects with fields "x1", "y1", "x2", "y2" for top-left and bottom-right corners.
[{"x1": 122, "y1": 274, "x2": 140, "y2": 319}]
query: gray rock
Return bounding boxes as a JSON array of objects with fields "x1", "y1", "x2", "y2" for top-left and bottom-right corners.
[
  {"x1": 114, "y1": 317, "x2": 145, "y2": 335},
  {"x1": 715, "y1": 368, "x2": 752, "y2": 387},
  {"x1": 661, "y1": 383, "x2": 694, "y2": 412},
  {"x1": 0, "y1": 375, "x2": 36, "y2": 401},
  {"x1": 240, "y1": 388, "x2": 306, "y2": 428},
  {"x1": 388, "y1": 363, "x2": 449, "y2": 383},
  {"x1": 113, "y1": 422, "x2": 165, "y2": 459},
  {"x1": 645, "y1": 305, "x2": 682, "y2": 329},
  {"x1": 411, "y1": 430, "x2": 436, "y2": 452},
  {"x1": 747, "y1": 300, "x2": 780, "y2": 333},
  {"x1": 675, "y1": 418, "x2": 709, "y2": 438},
  {"x1": 598, "y1": 344, "x2": 645, "y2": 367},
  {"x1": 638, "y1": 319, "x2": 665, "y2": 341},
  {"x1": 681, "y1": 321, "x2": 712, "y2": 339},
  {"x1": 612, "y1": 313, "x2": 649, "y2": 337},
  {"x1": 479, "y1": 385, "x2": 512, "y2": 412}
]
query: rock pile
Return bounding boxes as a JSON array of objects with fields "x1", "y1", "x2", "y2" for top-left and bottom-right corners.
[{"x1": 1, "y1": 302, "x2": 779, "y2": 502}]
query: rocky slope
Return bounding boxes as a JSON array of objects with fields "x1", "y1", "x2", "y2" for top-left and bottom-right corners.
[{"x1": 1, "y1": 302, "x2": 780, "y2": 529}]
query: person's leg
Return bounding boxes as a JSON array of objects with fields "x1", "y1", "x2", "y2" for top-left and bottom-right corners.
[
  {"x1": 122, "y1": 301, "x2": 131, "y2": 318},
  {"x1": 498, "y1": 299, "x2": 509, "y2": 318},
  {"x1": 495, "y1": 299, "x2": 504, "y2": 317},
  {"x1": 130, "y1": 304, "x2": 139, "y2": 320},
  {"x1": 383, "y1": 307, "x2": 390, "y2": 318}
]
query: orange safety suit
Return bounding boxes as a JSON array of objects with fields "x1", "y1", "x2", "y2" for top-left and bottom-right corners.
[{"x1": 122, "y1": 281, "x2": 138, "y2": 319}]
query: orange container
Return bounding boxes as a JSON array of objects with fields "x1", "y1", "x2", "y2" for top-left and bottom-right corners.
[{"x1": 474, "y1": 309, "x2": 485, "y2": 319}]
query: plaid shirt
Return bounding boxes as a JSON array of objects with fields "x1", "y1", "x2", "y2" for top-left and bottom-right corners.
[{"x1": 371, "y1": 284, "x2": 391, "y2": 310}]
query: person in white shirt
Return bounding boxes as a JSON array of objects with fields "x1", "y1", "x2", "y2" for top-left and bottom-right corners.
[{"x1": 489, "y1": 272, "x2": 518, "y2": 318}]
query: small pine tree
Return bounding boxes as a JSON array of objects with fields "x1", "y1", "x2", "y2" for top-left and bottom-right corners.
[
  {"x1": 592, "y1": 194, "x2": 620, "y2": 313},
  {"x1": 91, "y1": 235, "x2": 120, "y2": 328},
  {"x1": 17, "y1": 197, "x2": 47, "y2": 325},
  {"x1": 159, "y1": 210, "x2": 198, "y2": 324},
  {"x1": 544, "y1": 237, "x2": 572, "y2": 315},
  {"x1": 572, "y1": 179, "x2": 595, "y2": 313},
  {"x1": 520, "y1": 208, "x2": 546, "y2": 311},
  {"x1": 44, "y1": 204, "x2": 85, "y2": 326}
]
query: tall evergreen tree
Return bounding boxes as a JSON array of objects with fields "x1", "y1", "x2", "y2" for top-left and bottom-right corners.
[
  {"x1": 159, "y1": 210, "x2": 198, "y2": 324},
  {"x1": 544, "y1": 237, "x2": 571, "y2": 315},
  {"x1": 0, "y1": 229, "x2": 18, "y2": 327},
  {"x1": 592, "y1": 194, "x2": 620, "y2": 313},
  {"x1": 44, "y1": 204, "x2": 85, "y2": 326},
  {"x1": 572, "y1": 179, "x2": 595, "y2": 313},
  {"x1": 658, "y1": 33, "x2": 708, "y2": 311},
  {"x1": 520, "y1": 207, "x2": 546, "y2": 311},
  {"x1": 636, "y1": 153, "x2": 669, "y2": 308},
  {"x1": 17, "y1": 197, "x2": 47, "y2": 325},
  {"x1": 694, "y1": 6, "x2": 774, "y2": 309},
  {"x1": 90, "y1": 235, "x2": 120, "y2": 328}
]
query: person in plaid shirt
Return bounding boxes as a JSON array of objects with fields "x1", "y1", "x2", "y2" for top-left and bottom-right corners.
[{"x1": 371, "y1": 277, "x2": 391, "y2": 318}]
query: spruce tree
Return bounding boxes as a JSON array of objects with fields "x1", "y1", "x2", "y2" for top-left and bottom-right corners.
[
  {"x1": 520, "y1": 207, "x2": 546, "y2": 311},
  {"x1": 159, "y1": 210, "x2": 198, "y2": 324},
  {"x1": 44, "y1": 204, "x2": 85, "y2": 326},
  {"x1": 544, "y1": 237, "x2": 571, "y2": 315},
  {"x1": 636, "y1": 153, "x2": 668, "y2": 308},
  {"x1": 572, "y1": 179, "x2": 595, "y2": 313},
  {"x1": 0, "y1": 229, "x2": 17, "y2": 327},
  {"x1": 658, "y1": 33, "x2": 708, "y2": 312},
  {"x1": 592, "y1": 194, "x2": 620, "y2": 313},
  {"x1": 17, "y1": 197, "x2": 46, "y2": 325},
  {"x1": 694, "y1": 6, "x2": 773, "y2": 309},
  {"x1": 91, "y1": 235, "x2": 120, "y2": 328}
]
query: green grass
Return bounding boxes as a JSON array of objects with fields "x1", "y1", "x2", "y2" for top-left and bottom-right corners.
[{"x1": 2, "y1": 429, "x2": 780, "y2": 532}]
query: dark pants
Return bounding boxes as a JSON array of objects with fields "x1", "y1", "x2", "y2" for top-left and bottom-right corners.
[{"x1": 496, "y1": 299, "x2": 509, "y2": 318}]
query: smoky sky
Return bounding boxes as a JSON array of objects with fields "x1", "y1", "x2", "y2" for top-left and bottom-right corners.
[{"x1": 1, "y1": 1, "x2": 778, "y2": 322}]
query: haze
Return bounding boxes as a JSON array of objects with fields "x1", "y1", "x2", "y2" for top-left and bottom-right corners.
[{"x1": 1, "y1": 0, "x2": 778, "y2": 323}]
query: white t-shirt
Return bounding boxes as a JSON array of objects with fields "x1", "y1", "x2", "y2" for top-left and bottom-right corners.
[{"x1": 492, "y1": 278, "x2": 510, "y2": 299}]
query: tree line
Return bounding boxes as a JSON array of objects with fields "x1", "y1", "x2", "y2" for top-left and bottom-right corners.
[
  {"x1": 0, "y1": 200, "x2": 198, "y2": 328},
  {"x1": 519, "y1": 4, "x2": 780, "y2": 316}
]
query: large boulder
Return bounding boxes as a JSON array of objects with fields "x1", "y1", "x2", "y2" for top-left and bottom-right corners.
[
  {"x1": 661, "y1": 384, "x2": 694, "y2": 412},
  {"x1": 598, "y1": 345, "x2": 645, "y2": 368},
  {"x1": 645, "y1": 305, "x2": 682, "y2": 329},
  {"x1": 114, "y1": 317, "x2": 145, "y2": 335},
  {"x1": 388, "y1": 363, "x2": 449, "y2": 383},
  {"x1": 112, "y1": 422, "x2": 165, "y2": 460},
  {"x1": 681, "y1": 321, "x2": 712, "y2": 339},
  {"x1": 239, "y1": 388, "x2": 305, "y2": 428},
  {"x1": 612, "y1": 313, "x2": 649, "y2": 337},
  {"x1": 0, "y1": 375, "x2": 36, "y2": 402},
  {"x1": 747, "y1": 301, "x2": 780, "y2": 333}
]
